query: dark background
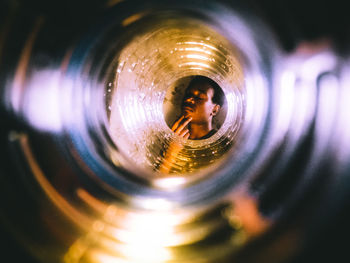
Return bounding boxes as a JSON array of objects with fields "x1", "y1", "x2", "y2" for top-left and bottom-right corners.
[{"x1": 1, "y1": 0, "x2": 349, "y2": 262}]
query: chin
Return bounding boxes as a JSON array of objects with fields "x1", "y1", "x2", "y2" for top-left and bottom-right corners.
[{"x1": 182, "y1": 110, "x2": 193, "y2": 117}]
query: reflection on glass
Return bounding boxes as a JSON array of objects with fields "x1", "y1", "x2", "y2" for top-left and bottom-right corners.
[
  {"x1": 164, "y1": 76, "x2": 227, "y2": 136},
  {"x1": 107, "y1": 16, "x2": 245, "y2": 178},
  {"x1": 159, "y1": 75, "x2": 229, "y2": 174}
]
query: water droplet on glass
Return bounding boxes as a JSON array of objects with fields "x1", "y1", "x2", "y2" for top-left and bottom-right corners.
[
  {"x1": 139, "y1": 93, "x2": 146, "y2": 101},
  {"x1": 117, "y1": 61, "x2": 125, "y2": 73},
  {"x1": 131, "y1": 62, "x2": 137, "y2": 70}
]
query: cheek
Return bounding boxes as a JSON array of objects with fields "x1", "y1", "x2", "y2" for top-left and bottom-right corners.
[
  {"x1": 204, "y1": 103, "x2": 214, "y2": 114},
  {"x1": 198, "y1": 104, "x2": 208, "y2": 113}
]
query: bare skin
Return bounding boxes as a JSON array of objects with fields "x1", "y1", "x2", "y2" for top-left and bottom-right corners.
[
  {"x1": 181, "y1": 83, "x2": 220, "y2": 139},
  {"x1": 159, "y1": 83, "x2": 221, "y2": 174},
  {"x1": 171, "y1": 115, "x2": 192, "y2": 139},
  {"x1": 158, "y1": 116, "x2": 192, "y2": 174}
]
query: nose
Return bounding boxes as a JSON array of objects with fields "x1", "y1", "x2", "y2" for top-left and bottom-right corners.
[{"x1": 185, "y1": 97, "x2": 195, "y2": 104}]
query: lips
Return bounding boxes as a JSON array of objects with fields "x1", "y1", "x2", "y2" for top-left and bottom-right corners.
[
  {"x1": 182, "y1": 106, "x2": 194, "y2": 114},
  {"x1": 182, "y1": 103, "x2": 194, "y2": 112}
]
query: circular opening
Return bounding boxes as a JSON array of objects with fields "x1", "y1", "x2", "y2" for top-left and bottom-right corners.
[
  {"x1": 106, "y1": 12, "x2": 246, "y2": 181},
  {"x1": 163, "y1": 75, "x2": 227, "y2": 137}
]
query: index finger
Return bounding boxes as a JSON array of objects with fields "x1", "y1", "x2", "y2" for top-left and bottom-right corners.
[
  {"x1": 174, "y1": 117, "x2": 192, "y2": 134},
  {"x1": 171, "y1": 115, "x2": 185, "y2": 131}
]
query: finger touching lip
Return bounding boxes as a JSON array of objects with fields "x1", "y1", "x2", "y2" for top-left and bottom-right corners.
[{"x1": 183, "y1": 106, "x2": 194, "y2": 112}]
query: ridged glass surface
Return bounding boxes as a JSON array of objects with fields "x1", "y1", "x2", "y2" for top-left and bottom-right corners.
[
  {"x1": 108, "y1": 17, "x2": 245, "y2": 177},
  {"x1": 2, "y1": 1, "x2": 350, "y2": 263}
]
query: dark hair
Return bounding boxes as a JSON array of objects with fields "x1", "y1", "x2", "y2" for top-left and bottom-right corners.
[{"x1": 187, "y1": 76, "x2": 225, "y2": 107}]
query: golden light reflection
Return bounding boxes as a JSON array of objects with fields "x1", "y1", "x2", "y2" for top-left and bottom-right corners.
[
  {"x1": 183, "y1": 41, "x2": 219, "y2": 50},
  {"x1": 108, "y1": 15, "x2": 245, "y2": 178},
  {"x1": 18, "y1": 118, "x2": 269, "y2": 263},
  {"x1": 55, "y1": 188, "x2": 250, "y2": 263},
  {"x1": 178, "y1": 61, "x2": 212, "y2": 68},
  {"x1": 10, "y1": 8, "x2": 274, "y2": 263},
  {"x1": 3, "y1": 1, "x2": 328, "y2": 262},
  {"x1": 122, "y1": 13, "x2": 146, "y2": 27},
  {"x1": 152, "y1": 177, "x2": 188, "y2": 189},
  {"x1": 184, "y1": 47, "x2": 213, "y2": 55},
  {"x1": 229, "y1": 190, "x2": 271, "y2": 237}
]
